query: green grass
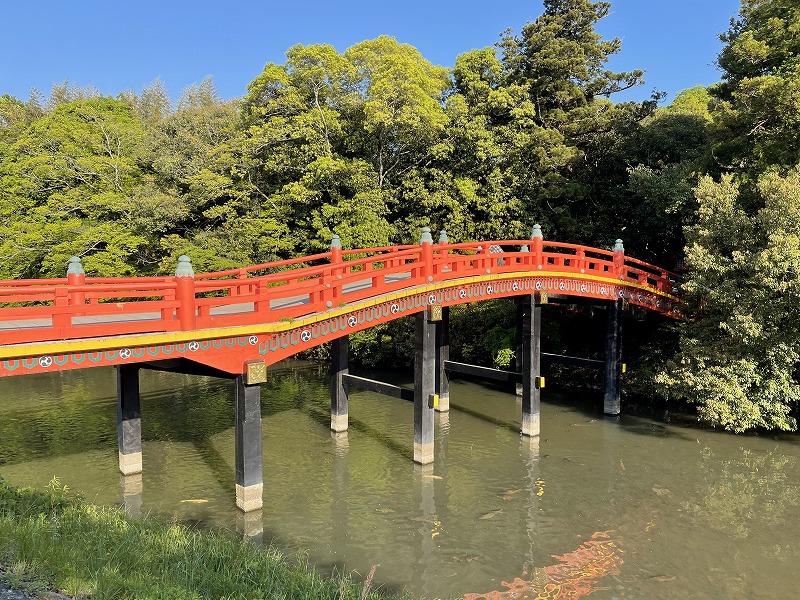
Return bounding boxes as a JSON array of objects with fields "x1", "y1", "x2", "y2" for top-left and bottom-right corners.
[{"x1": 0, "y1": 477, "x2": 404, "y2": 600}]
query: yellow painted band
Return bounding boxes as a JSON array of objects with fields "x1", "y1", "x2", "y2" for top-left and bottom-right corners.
[{"x1": 0, "y1": 271, "x2": 677, "y2": 359}]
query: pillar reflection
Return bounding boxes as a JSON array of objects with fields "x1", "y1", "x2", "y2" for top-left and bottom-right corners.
[
  {"x1": 119, "y1": 472, "x2": 142, "y2": 518},
  {"x1": 413, "y1": 463, "x2": 438, "y2": 599}
]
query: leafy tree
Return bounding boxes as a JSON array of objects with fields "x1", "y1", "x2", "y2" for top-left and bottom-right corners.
[
  {"x1": 119, "y1": 78, "x2": 172, "y2": 126},
  {"x1": 709, "y1": 0, "x2": 800, "y2": 180},
  {"x1": 147, "y1": 85, "x2": 294, "y2": 272},
  {"x1": 242, "y1": 38, "x2": 451, "y2": 252},
  {"x1": 443, "y1": 0, "x2": 660, "y2": 248},
  {"x1": 0, "y1": 98, "x2": 150, "y2": 277},
  {"x1": 658, "y1": 171, "x2": 800, "y2": 431},
  {"x1": 657, "y1": 0, "x2": 800, "y2": 431}
]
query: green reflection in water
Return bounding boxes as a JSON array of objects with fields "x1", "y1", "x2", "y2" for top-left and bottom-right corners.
[{"x1": 1, "y1": 363, "x2": 799, "y2": 598}]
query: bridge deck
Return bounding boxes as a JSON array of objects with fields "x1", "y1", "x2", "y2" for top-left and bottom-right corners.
[{"x1": 0, "y1": 236, "x2": 679, "y2": 376}]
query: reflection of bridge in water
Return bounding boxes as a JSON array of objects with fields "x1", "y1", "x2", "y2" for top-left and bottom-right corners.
[{"x1": 0, "y1": 225, "x2": 679, "y2": 511}]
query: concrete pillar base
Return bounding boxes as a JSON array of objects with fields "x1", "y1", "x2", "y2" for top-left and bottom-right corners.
[
  {"x1": 522, "y1": 413, "x2": 541, "y2": 437},
  {"x1": 118, "y1": 451, "x2": 142, "y2": 475},
  {"x1": 414, "y1": 442, "x2": 434, "y2": 465},
  {"x1": 331, "y1": 413, "x2": 348, "y2": 432},
  {"x1": 434, "y1": 394, "x2": 449, "y2": 412},
  {"x1": 236, "y1": 483, "x2": 264, "y2": 512}
]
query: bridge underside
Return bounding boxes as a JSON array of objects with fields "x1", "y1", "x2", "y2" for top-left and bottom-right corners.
[{"x1": 109, "y1": 292, "x2": 625, "y2": 511}]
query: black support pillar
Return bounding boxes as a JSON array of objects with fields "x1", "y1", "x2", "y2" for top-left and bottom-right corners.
[
  {"x1": 435, "y1": 306, "x2": 450, "y2": 412},
  {"x1": 414, "y1": 311, "x2": 436, "y2": 464},
  {"x1": 235, "y1": 375, "x2": 263, "y2": 512},
  {"x1": 520, "y1": 295, "x2": 542, "y2": 436},
  {"x1": 331, "y1": 335, "x2": 349, "y2": 431},
  {"x1": 604, "y1": 299, "x2": 622, "y2": 415},
  {"x1": 515, "y1": 296, "x2": 525, "y2": 396},
  {"x1": 116, "y1": 364, "x2": 142, "y2": 475}
]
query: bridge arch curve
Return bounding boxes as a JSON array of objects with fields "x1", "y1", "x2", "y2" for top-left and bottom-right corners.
[{"x1": 0, "y1": 231, "x2": 678, "y2": 377}]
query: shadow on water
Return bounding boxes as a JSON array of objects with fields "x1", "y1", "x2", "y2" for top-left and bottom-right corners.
[
  {"x1": 305, "y1": 404, "x2": 413, "y2": 462},
  {"x1": 448, "y1": 402, "x2": 521, "y2": 434}
]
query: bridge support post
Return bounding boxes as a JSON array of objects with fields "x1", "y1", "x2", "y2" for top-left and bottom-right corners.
[
  {"x1": 435, "y1": 306, "x2": 450, "y2": 412},
  {"x1": 116, "y1": 364, "x2": 142, "y2": 475},
  {"x1": 515, "y1": 297, "x2": 525, "y2": 396},
  {"x1": 331, "y1": 335, "x2": 349, "y2": 431},
  {"x1": 235, "y1": 376, "x2": 263, "y2": 512},
  {"x1": 521, "y1": 295, "x2": 542, "y2": 436},
  {"x1": 604, "y1": 299, "x2": 622, "y2": 415},
  {"x1": 414, "y1": 311, "x2": 436, "y2": 464}
]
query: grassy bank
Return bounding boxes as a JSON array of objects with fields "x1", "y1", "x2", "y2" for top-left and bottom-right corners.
[{"x1": 0, "y1": 477, "x2": 404, "y2": 600}]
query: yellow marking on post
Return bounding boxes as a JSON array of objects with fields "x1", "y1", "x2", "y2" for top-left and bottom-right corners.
[
  {"x1": 535, "y1": 376, "x2": 546, "y2": 389},
  {"x1": 621, "y1": 363, "x2": 627, "y2": 374},
  {"x1": 429, "y1": 394, "x2": 439, "y2": 409}
]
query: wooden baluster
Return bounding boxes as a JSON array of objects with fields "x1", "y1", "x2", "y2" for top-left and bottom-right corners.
[
  {"x1": 66, "y1": 256, "x2": 85, "y2": 308},
  {"x1": 437, "y1": 229, "x2": 449, "y2": 277},
  {"x1": 420, "y1": 227, "x2": 434, "y2": 284},
  {"x1": 531, "y1": 224, "x2": 544, "y2": 271},
  {"x1": 53, "y1": 287, "x2": 70, "y2": 329},
  {"x1": 613, "y1": 239, "x2": 625, "y2": 280},
  {"x1": 255, "y1": 279, "x2": 269, "y2": 314},
  {"x1": 577, "y1": 247, "x2": 586, "y2": 273},
  {"x1": 174, "y1": 255, "x2": 197, "y2": 330},
  {"x1": 481, "y1": 243, "x2": 491, "y2": 273},
  {"x1": 236, "y1": 268, "x2": 248, "y2": 296},
  {"x1": 330, "y1": 234, "x2": 343, "y2": 305}
]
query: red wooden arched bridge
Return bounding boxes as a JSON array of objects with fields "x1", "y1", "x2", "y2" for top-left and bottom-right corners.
[
  {"x1": 0, "y1": 226, "x2": 680, "y2": 511},
  {"x1": 0, "y1": 226, "x2": 678, "y2": 378}
]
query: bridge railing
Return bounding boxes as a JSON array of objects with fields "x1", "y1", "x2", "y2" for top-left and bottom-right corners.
[{"x1": 0, "y1": 231, "x2": 677, "y2": 346}]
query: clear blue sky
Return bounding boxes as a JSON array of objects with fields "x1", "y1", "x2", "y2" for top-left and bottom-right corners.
[{"x1": 1, "y1": 0, "x2": 741, "y2": 106}]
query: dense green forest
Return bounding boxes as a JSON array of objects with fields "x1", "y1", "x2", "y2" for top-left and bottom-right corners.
[{"x1": 1, "y1": 0, "x2": 799, "y2": 433}]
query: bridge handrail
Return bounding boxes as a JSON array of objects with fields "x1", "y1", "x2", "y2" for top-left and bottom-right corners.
[
  {"x1": 193, "y1": 245, "x2": 422, "y2": 282},
  {"x1": 0, "y1": 236, "x2": 678, "y2": 346}
]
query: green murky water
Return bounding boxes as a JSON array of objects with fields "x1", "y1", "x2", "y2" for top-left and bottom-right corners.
[{"x1": 1, "y1": 362, "x2": 799, "y2": 598}]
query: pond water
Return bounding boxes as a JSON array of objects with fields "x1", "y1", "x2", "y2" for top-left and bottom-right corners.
[{"x1": 1, "y1": 362, "x2": 799, "y2": 599}]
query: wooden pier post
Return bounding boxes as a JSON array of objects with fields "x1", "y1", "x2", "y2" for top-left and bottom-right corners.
[
  {"x1": 235, "y1": 375, "x2": 263, "y2": 512},
  {"x1": 521, "y1": 295, "x2": 542, "y2": 436},
  {"x1": 414, "y1": 311, "x2": 436, "y2": 464},
  {"x1": 435, "y1": 306, "x2": 450, "y2": 412},
  {"x1": 116, "y1": 364, "x2": 142, "y2": 475},
  {"x1": 604, "y1": 299, "x2": 622, "y2": 415},
  {"x1": 331, "y1": 335, "x2": 349, "y2": 431},
  {"x1": 515, "y1": 296, "x2": 525, "y2": 396}
]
